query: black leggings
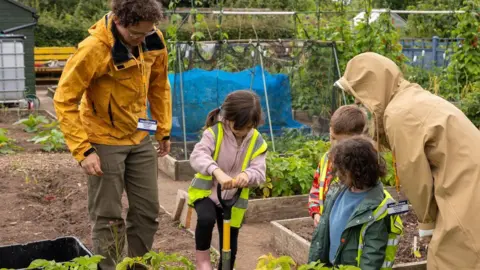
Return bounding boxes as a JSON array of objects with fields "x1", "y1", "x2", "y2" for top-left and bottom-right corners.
[{"x1": 194, "y1": 197, "x2": 239, "y2": 269}]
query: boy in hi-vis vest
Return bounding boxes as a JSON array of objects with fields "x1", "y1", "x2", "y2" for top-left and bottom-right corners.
[
  {"x1": 187, "y1": 90, "x2": 268, "y2": 270},
  {"x1": 309, "y1": 105, "x2": 367, "y2": 226},
  {"x1": 308, "y1": 136, "x2": 403, "y2": 269}
]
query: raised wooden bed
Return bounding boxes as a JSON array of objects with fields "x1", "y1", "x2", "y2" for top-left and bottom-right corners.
[
  {"x1": 173, "y1": 186, "x2": 405, "y2": 227},
  {"x1": 173, "y1": 190, "x2": 310, "y2": 230},
  {"x1": 158, "y1": 154, "x2": 196, "y2": 181},
  {"x1": 270, "y1": 211, "x2": 427, "y2": 269}
]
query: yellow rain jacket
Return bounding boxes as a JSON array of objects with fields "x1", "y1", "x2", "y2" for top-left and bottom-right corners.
[
  {"x1": 54, "y1": 13, "x2": 172, "y2": 162},
  {"x1": 337, "y1": 52, "x2": 480, "y2": 269}
]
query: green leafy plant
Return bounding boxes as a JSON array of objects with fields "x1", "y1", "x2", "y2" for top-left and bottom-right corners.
[
  {"x1": 381, "y1": 151, "x2": 396, "y2": 187},
  {"x1": 0, "y1": 128, "x2": 22, "y2": 154},
  {"x1": 446, "y1": 1, "x2": 480, "y2": 101},
  {"x1": 256, "y1": 253, "x2": 361, "y2": 270},
  {"x1": 116, "y1": 251, "x2": 195, "y2": 270},
  {"x1": 14, "y1": 114, "x2": 50, "y2": 133},
  {"x1": 29, "y1": 128, "x2": 66, "y2": 152},
  {"x1": 256, "y1": 253, "x2": 296, "y2": 270},
  {"x1": 459, "y1": 84, "x2": 480, "y2": 128},
  {"x1": 266, "y1": 151, "x2": 314, "y2": 197},
  {"x1": 27, "y1": 255, "x2": 104, "y2": 270}
]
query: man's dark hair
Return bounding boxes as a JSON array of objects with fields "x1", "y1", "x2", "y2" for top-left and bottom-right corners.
[
  {"x1": 330, "y1": 105, "x2": 367, "y2": 135},
  {"x1": 112, "y1": 0, "x2": 163, "y2": 27},
  {"x1": 330, "y1": 135, "x2": 386, "y2": 189}
]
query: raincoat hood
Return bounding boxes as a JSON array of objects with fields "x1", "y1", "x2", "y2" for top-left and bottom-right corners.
[
  {"x1": 87, "y1": 12, "x2": 115, "y2": 48},
  {"x1": 336, "y1": 52, "x2": 410, "y2": 147}
]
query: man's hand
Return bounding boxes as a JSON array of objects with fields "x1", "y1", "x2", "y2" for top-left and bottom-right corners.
[
  {"x1": 80, "y1": 153, "x2": 103, "y2": 176},
  {"x1": 213, "y1": 169, "x2": 235, "y2": 190},
  {"x1": 156, "y1": 140, "x2": 171, "y2": 157},
  {"x1": 313, "y1": 214, "x2": 320, "y2": 227},
  {"x1": 234, "y1": 172, "x2": 249, "y2": 188}
]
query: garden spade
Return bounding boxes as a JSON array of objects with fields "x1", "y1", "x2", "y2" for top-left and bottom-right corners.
[{"x1": 217, "y1": 182, "x2": 242, "y2": 270}]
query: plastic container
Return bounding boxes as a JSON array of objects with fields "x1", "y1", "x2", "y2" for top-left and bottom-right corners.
[
  {"x1": 0, "y1": 35, "x2": 26, "y2": 103},
  {"x1": 0, "y1": 237, "x2": 93, "y2": 269}
]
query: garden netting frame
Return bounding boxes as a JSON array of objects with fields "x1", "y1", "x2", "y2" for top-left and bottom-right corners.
[{"x1": 166, "y1": 39, "x2": 344, "y2": 160}]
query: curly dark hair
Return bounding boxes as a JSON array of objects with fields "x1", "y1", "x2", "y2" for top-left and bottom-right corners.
[
  {"x1": 111, "y1": 0, "x2": 163, "y2": 27},
  {"x1": 330, "y1": 135, "x2": 386, "y2": 189}
]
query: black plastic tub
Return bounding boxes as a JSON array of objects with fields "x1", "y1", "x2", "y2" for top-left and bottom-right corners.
[{"x1": 0, "y1": 237, "x2": 93, "y2": 269}]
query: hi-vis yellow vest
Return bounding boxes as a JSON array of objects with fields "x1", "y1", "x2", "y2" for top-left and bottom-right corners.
[
  {"x1": 356, "y1": 189, "x2": 404, "y2": 270},
  {"x1": 317, "y1": 152, "x2": 339, "y2": 215},
  {"x1": 187, "y1": 122, "x2": 268, "y2": 228}
]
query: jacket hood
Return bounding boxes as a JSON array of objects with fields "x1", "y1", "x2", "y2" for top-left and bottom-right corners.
[
  {"x1": 88, "y1": 13, "x2": 115, "y2": 48},
  {"x1": 336, "y1": 52, "x2": 410, "y2": 148},
  {"x1": 86, "y1": 12, "x2": 166, "y2": 69}
]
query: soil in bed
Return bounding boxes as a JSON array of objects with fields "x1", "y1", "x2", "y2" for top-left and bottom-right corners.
[
  {"x1": 284, "y1": 211, "x2": 427, "y2": 264},
  {"x1": 0, "y1": 112, "x2": 199, "y2": 263}
]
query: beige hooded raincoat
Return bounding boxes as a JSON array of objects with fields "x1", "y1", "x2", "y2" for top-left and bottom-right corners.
[{"x1": 337, "y1": 52, "x2": 480, "y2": 269}]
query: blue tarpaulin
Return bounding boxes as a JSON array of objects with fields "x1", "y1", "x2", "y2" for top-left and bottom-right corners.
[{"x1": 148, "y1": 65, "x2": 306, "y2": 141}]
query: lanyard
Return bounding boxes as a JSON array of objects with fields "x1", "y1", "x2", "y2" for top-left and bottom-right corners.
[
  {"x1": 138, "y1": 45, "x2": 147, "y2": 94},
  {"x1": 392, "y1": 151, "x2": 401, "y2": 200}
]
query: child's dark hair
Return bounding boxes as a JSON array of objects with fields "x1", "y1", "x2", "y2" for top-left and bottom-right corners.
[
  {"x1": 330, "y1": 135, "x2": 386, "y2": 189},
  {"x1": 330, "y1": 105, "x2": 367, "y2": 135},
  {"x1": 205, "y1": 90, "x2": 263, "y2": 129},
  {"x1": 111, "y1": 0, "x2": 163, "y2": 27}
]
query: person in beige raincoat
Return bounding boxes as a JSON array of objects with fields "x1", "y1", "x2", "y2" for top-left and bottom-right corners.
[{"x1": 335, "y1": 52, "x2": 480, "y2": 269}]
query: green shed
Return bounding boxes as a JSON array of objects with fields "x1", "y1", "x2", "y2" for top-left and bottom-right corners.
[{"x1": 0, "y1": 0, "x2": 37, "y2": 96}]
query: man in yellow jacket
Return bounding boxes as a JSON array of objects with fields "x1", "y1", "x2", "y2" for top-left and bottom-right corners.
[
  {"x1": 335, "y1": 52, "x2": 480, "y2": 269},
  {"x1": 53, "y1": 0, "x2": 171, "y2": 268}
]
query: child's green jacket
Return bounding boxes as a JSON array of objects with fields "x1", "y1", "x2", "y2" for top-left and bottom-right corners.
[{"x1": 308, "y1": 182, "x2": 403, "y2": 270}]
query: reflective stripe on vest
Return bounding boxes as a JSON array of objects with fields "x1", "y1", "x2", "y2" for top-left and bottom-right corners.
[
  {"x1": 317, "y1": 152, "x2": 339, "y2": 215},
  {"x1": 187, "y1": 122, "x2": 268, "y2": 228},
  {"x1": 356, "y1": 189, "x2": 404, "y2": 270},
  {"x1": 318, "y1": 154, "x2": 328, "y2": 214}
]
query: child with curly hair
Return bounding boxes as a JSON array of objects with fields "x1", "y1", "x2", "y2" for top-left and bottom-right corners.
[
  {"x1": 308, "y1": 136, "x2": 403, "y2": 270},
  {"x1": 308, "y1": 105, "x2": 367, "y2": 227}
]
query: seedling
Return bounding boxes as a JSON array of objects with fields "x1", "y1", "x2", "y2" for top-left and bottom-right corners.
[
  {"x1": 116, "y1": 251, "x2": 195, "y2": 270},
  {"x1": 256, "y1": 253, "x2": 296, "y2": 269},
  {"x1": 0, "y1": 128, "x2": 22, "y2": 154},
  {"x1": 27, "y1": 255, "x2": 104, "y2": 270},
  {"x1": 256, "y1": 254, "x2": 361, "y2": 270},
  {"x1": 30, "y1": 128, "x2": 65, "y2": 152},
  {"x1": 14, "y1": 114, "x2": 49, "y2": 133}
]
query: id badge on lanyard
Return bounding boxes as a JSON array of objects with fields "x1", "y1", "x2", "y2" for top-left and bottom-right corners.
[{"x1": 136, "y1": 45, "x2": 157, "y2": 132}]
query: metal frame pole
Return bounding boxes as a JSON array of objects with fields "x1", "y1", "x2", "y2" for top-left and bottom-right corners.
[
  {"x1": 177, "y1": 44, "x2": 188, "y2": 160},
  {"x1": 257, "y1": 44, "x2": 275, "y2": 152}
]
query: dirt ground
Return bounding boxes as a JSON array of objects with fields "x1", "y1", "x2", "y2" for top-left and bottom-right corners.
[
  {"x1": 0, "y1": 113, "x2": 198, "y2": 264},
  {"x1": 284, "y1": 211, "x2": 427, "y2": 264}
]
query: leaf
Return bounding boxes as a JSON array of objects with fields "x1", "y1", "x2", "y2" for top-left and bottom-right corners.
[
  {"x1": 414, "y1": 250, "x2": 422, "y2": 258},
  {"x1": 28, "y1": 259, "x2": 51, "y2": 269}
]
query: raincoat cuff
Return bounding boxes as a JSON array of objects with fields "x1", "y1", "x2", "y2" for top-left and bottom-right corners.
[
  {"x1": 74, "y1": 144, "x2": 94, "y2": 163},
  {"x1": 418, "y1": 222, "x2": 435, "y2": 231},
  {"x1": 155, "y1": 133, "x2": 170, "y2": 141},
  {"x1": 419, "y1": 229, "x2": 434, "y2": 238}
]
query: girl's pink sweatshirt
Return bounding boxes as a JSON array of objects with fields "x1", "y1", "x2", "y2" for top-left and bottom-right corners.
[{"x1": 189, "y1": 119, "x2": 267, "y2": 206}]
